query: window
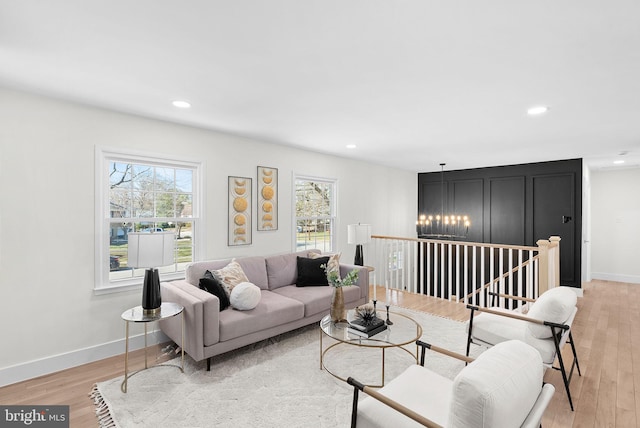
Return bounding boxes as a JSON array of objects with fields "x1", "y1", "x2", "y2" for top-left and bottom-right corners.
[
  {"x1": 95, "y1": 147, "x2": 202, "y2": 291},
  {"x1": 294, "y1": 176, "x2": 336, "y2": 252}
]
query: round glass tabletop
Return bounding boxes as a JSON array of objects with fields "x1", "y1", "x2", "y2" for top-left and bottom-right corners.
[
  {"x1": 320, "y1": 309, "x2": 422, "y2": 348},
  {"x1": 121, "y1": 302, "x2": 183, "y2": 323}
]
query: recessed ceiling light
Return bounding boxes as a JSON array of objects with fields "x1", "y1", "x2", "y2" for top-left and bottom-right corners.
[
  {"x1": 172, "y1": 100, "x2": 191, "y2": 109},
  {"x1": 346, "y1": 144, "x2": 357, "y2": 149},
  {"x1": 527, "y1": 105, "x2": 549, "y2": 116},
  {"x1": 614, "y1": 160, "x2": 625, "y2": 165}
]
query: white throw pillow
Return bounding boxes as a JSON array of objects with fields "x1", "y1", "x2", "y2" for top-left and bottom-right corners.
[
  {"x1": 230, "y1": 282, "x2": 261, "y2": 310},
  {"x1": 526, "y1": 286, "x2": 577, "y2": 339}
]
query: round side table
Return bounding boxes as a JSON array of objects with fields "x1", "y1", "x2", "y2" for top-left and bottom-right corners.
[{"x1": 121, "y1": 302, "x2": 184, "y2": 393}]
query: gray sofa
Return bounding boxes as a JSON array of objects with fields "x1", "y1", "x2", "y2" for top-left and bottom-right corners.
[{"x1": 159, "y1": 250, "x2": 369, "y2": 369}]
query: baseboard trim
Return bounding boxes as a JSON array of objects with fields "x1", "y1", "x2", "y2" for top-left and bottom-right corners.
[
  {"x1": 0, "y1": 330, "x2": 169, "y2": 387},
  {"x1": 591, "y1": 272, "x2": 640, "y2": 285}
]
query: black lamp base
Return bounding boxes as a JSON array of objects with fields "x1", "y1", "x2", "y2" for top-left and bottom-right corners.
[
  {"x1": 354, "y1": 244, "x2": 364, "y2": 266},
  {"x1": 142, "y1": 268, "x2": 162, "y2": 316}
]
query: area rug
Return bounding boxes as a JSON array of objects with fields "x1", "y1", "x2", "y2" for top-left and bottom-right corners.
[{"x1": 91, "y1": 308, "x2": 477, "y2": 428}]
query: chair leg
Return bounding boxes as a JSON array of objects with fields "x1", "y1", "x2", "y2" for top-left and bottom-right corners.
[
  {"x1": 207, "y1": 357, "x2": 211, "y2": 371},
  {"x1": 465, "y1": 310, "x2": 475, "y2": 358},
  {"x1": 568, "y1": 331, "x2": 582, "y2": 376},
  {"x1": 351, "y1": 386, "x2": 360, "y2": 428},
  {"x1": 552, "y1": 329, "x2": 574, "y2": 411}
]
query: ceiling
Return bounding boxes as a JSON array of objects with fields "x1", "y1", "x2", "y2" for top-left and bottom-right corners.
[{"x1": 1, "y1": 1, "x2": 639, "y2": 172}]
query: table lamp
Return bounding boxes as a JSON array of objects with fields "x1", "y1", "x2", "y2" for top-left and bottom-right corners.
[
  {"x1": 127, "y1": 231, "x2": 175, "y2": 315},
  {"x1": 347, "y1": 223, "x2": 372, "y2": 266}
]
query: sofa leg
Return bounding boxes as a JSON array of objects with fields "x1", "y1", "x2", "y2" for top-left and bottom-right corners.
[{"x1": 207, "y1": 357, "x2": 211, "y2": 371}]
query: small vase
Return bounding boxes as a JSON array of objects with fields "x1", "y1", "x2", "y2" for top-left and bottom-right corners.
[{"x1": 330, "y1": 287, "x2": 346, "y2": 322}]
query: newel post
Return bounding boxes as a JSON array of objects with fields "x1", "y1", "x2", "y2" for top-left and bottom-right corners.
[
  {"x1": 549, "y1": 236, "x2": 561, "y2": 288},
  {"x1": 536, "y1": 239, "x2": 551, "y2": 295}
]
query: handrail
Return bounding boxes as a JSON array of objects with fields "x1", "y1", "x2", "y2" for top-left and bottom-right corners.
[
  {"x1": 370, "y1": 235, "x2": 559, "y2": 309},
  {"x1": 372, "y1": 234, "x2": 539, "y2": 252},
  {"x1": 463, "y1": 255, "x2": 540, "y2": 302}
]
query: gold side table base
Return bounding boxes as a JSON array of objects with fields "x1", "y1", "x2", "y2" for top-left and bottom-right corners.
[
  {"x1": 320, "y1": 330, "x2": 418, "y2": 388},
  {"x1": 121, "y1": 303, "x2": 185, "y2": 393}
]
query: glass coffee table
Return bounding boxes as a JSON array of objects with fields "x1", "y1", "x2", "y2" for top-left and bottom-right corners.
[{"x1": 319, "y1": 309, "x2": 422, "y2": 387}]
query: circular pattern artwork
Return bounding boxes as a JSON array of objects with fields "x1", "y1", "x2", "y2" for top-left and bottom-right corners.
[
  {"x1": 257, "y1": 167, "x2": 278, "y2": 231},
  {"x1": 228, "y1": 176, "x2": 251, "y2": 245}
]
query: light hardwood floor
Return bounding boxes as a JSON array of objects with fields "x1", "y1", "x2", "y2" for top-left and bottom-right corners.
[{"x1": 0, "y1": 280, "x2": 635, "y2": 427}]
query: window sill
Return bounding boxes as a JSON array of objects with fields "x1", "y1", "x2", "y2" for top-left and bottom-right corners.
[{"x1": 93, "y1": 272, "x2": 185, "y2": 295}]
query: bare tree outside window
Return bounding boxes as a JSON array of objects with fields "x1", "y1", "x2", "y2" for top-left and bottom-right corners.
[
  {"x1": 295, "y1": 177, "x2": 335, "y2": 252},
  {"x1": 107, "y1": 160, "x2": 195, "y2": 281}
]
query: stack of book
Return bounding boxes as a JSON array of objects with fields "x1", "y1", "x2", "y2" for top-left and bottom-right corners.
[{"x1": 347, "y1": 316, "x2": 387, "y2": 338}]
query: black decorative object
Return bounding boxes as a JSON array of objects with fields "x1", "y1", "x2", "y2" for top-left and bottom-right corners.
[
  {"x1": 347, "y1": 223, "x2": 372, "y2": 266},
  {"x1": 353, "y1": 304, "x2": 379, "y2": 325},
  {"x1": 142, "y1": 268, "x2": 161, "y2": 315},
  {"x1": 348, "y1": 304, "x2": 386, "y2": 337},
  {"x1": 354, "y1": 245, "x2": 364, "y2": 266},
  {"x1": 385, "y1": 305, "x2": 393, "y2": 325}
]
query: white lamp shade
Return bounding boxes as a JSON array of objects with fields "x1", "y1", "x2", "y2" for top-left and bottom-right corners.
[
  {"x1": 127, "y1": 232, "x2": 175, "y2": 268},
  {"x1": 347, "y1": 224, "x2": 372, "y2": 245}
]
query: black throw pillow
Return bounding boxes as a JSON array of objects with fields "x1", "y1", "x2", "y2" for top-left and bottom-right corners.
[
  {"x1": 296, "y1": 256, "x2": 330, "y2": 287},
  {"x1": 199, "y1": 270, "x2": 231, "y2": 310}
]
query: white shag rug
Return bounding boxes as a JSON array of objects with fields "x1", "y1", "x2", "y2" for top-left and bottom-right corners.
[{"x1": 91, "y1": 308, "x2": 477, "y2": 428}]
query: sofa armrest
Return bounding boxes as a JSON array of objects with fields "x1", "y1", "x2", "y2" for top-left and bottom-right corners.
[
  {"x1": 160, "y1": 280, "x2": 221, "y2": 362},
  {"x1": 340, "y1": 263, "x2": 370, "y2": 301}
]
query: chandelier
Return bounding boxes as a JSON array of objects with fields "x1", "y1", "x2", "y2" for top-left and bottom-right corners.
[{"x1": 416, "y1": 163, "x2": 471, "y2": 240}]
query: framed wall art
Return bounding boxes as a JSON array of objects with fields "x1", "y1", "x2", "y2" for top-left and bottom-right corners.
[
  {"x1": 257, "y1": 166, "x2": 278, "y2": 231},
  {"x1": 228, "y1": 176, "x2": 252, "y2": 246}
]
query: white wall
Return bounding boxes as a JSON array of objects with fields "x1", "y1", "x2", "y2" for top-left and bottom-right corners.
[
  {"x1": 590, "y1": 167, "x2": 640, "y2": 283},
  {"x1": 0, "y1": 87, "x2": 416, "y2": 384},
  {"x1": 582, "y1": 161, "x2": 591, "y2": 283}
]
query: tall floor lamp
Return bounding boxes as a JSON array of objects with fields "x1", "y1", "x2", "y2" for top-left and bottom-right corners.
[
  {"x1": 347, "y1": 223, "x2": 372, "y2": 266},
  {"x1": 128, "y1": 231, "x2": 175, "y2": 316}
]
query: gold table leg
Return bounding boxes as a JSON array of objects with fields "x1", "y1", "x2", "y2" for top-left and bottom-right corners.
[
  {"x1": 121, "y1": 321, "x2": 130, "y2": 393},
  {"x1": 180, "y1": 310, "x2": 185, "y2": 372}
]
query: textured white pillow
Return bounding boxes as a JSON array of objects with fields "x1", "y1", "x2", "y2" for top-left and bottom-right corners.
[
  {"x1": 526, "y1": 286, "x2": 577, "y2": 339},
  {"x1": 448, "y1": 340, "x2": 543, "y2": 428},
  {"x1": 212, "y1": 260, "x2": 250, "y2": 297},
  {"x1": 230, "y1": 282, "x2": 261, "y2": 310}
]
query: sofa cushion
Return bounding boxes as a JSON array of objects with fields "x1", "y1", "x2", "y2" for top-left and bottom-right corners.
[
  {"x1": 296, "y1": 256, "x2": 330, "y2": 286},
  {"x1": 467, "y1": 307, "x2": 526, "y2": 346},
  {"x1": 234, "y1": 256, "x2": 269, "y2": 289},
  {"x1": 218, "y1": 291, "x2": 305, "y2": 342},
  {"x1": 273, "y1": 284, "x2": 362, "y2": 317},
  {"x1": 526, "y1": 286, "x2": 577, "y2": 339},
  {"x1": 448, "y1": 340, "x2": 543, "y2": 428},
  {"x1": 265, "y1": 250, "x2": 318, "y2": 290},
  {"x1": 199, "y1": 271, "x2": 231, "y2": 311},
  {"x1": 230, "y1": 282, "x2": 261, "y2": 310}
]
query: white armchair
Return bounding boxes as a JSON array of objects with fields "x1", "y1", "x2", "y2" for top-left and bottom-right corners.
[
  {"x1": 466, "y1": 286, "x2": 581, "y2": 410},
  {"x1": 348, "y1": 340, "x2": 555, "y2": 428}
]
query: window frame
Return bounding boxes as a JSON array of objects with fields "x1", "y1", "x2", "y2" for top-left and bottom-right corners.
[
  {"x1": 94, "y1": 146, "x2": 204, "y2": 293},
  {"x1": 292, "y1": 174, "x2": 337, "y2": 253}
]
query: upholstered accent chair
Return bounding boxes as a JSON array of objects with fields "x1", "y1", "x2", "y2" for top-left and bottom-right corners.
[
  {"x1": 466, "y1": 286, "x2": 581, "y2": 410},
  {"x1": 348, "y1": 340, "x2": 555, "y2": 428}
]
